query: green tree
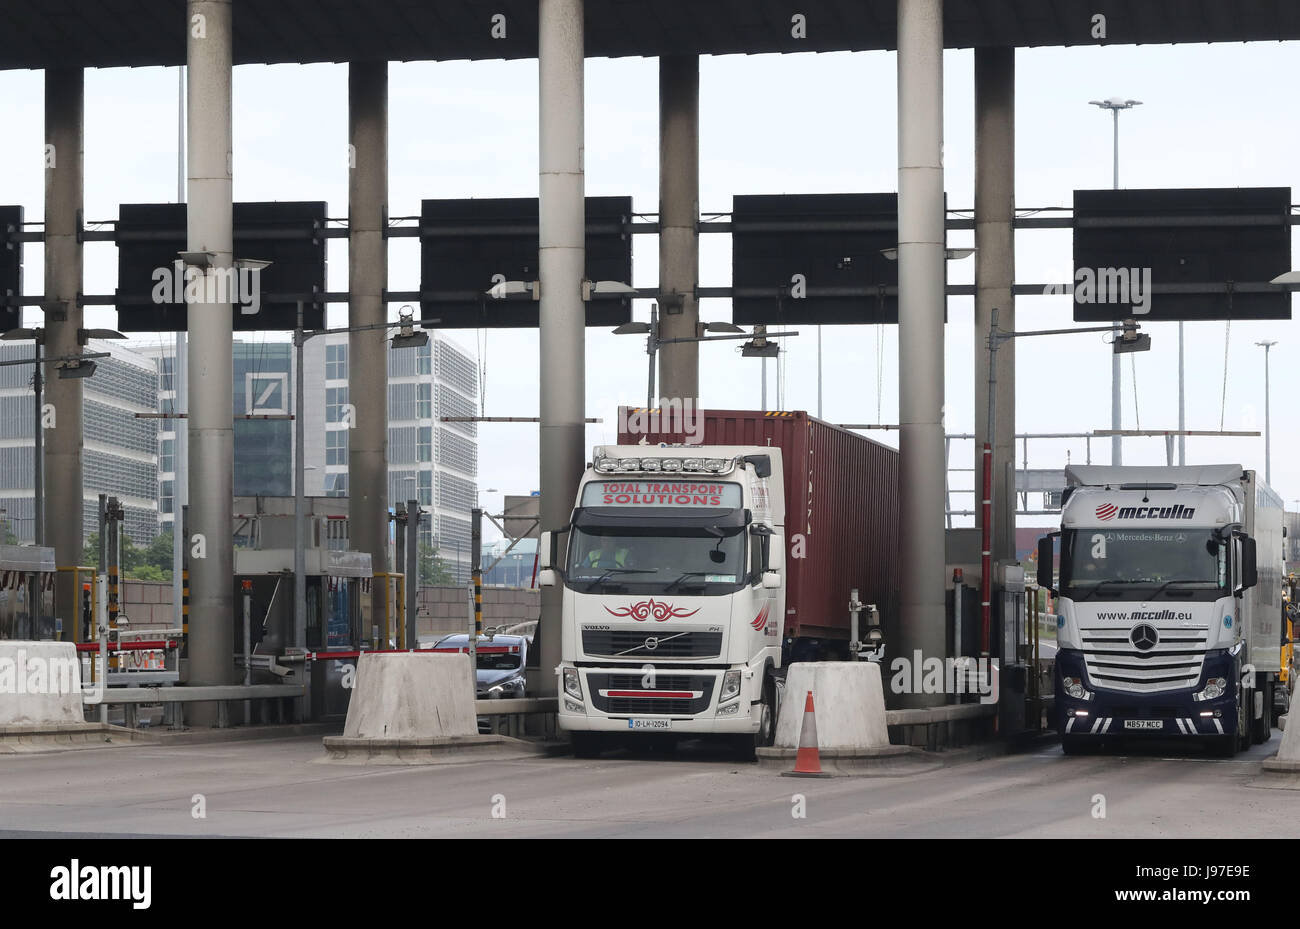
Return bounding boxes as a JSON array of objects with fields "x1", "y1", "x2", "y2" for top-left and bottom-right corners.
[
  {"x1": 419, "y1": 543, "x2": 453, "y2": 586},
  {"x1": 82, "y1": 530, "x2": 173, "y2": 582}
]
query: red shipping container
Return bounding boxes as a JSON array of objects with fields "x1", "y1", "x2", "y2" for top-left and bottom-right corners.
[{"x1": 618, "y1": 409, "x2": 900, "y2": 647}]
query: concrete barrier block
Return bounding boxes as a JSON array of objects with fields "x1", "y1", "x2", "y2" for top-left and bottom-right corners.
[
  {"x1": 0, "y1": 641, "x2": 86, "y2": 727},
  {"x1": 1276, "y1": 713, "x2": 1299, "y2": 761},
  {"x1": 343, "y1": 652, "x2": 476, "y2": 739},
  {"x1": 774, "y1": 662, "x2": 890, "y2": 751}
]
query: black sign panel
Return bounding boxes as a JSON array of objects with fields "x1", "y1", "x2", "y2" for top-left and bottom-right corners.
[
  {"x1": 419, "y1": 196, "x2": 632, "y2": 328},
  {"x1": 732, "y1": 193, "x2": 901, "y2": 325},
  {"x1": 1072, "y1": 187, "x2": 1291, "y2": 321},
  {"x1": 0, "y1": 206, "x2": 22, "y2": 333},
  {"x1": 115, "y1": 201, "x2": 327, "y2": 332}
]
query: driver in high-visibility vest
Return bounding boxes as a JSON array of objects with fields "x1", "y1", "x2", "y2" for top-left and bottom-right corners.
[{"x1": 586, "y1": 546, "x2": 631, "y2": 570}]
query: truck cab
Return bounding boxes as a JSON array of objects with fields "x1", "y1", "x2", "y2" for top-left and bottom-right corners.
[
  {"x1": 541, "y1": 445, "x2": 785, "y2": 758},
  {"x1": 1039, "y1": 465, "x2": 1281, "y2": 756}
]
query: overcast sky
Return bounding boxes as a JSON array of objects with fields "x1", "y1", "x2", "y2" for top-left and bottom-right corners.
[{"x1": 2, "y1": 40, "x2": 1297, "y2": 541}]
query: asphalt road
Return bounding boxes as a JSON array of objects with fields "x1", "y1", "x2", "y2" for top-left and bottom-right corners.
[{"x1": 0, "y1": 730, "x2": 1292, "y2": 839}]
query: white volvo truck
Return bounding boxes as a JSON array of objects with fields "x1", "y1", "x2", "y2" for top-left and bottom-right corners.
[
  {"x1": 539, "y1": 445, "x2": 786, "y2": 759},
  {"x1": 1037, "y1": 465, "x2": 1283, "y2": 756}
]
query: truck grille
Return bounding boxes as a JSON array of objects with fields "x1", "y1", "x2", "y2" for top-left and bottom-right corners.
[
  {"x1": 581, "y1": 630, "x2": 722, "y2": 659},
  {"x1": 587, "y1": 672, "x2": 715, "y2": 715},
  {"x1": 1079, "y1": 624, "x2": 1208, "y2": 694}
]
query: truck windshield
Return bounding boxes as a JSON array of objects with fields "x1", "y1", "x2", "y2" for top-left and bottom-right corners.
[
  {"x1": 1061, "y1": 528, "x2": 1227, "y2": 600},
  {"x1": 566, "y1": 525, "x2": 747, "y2": 594}
]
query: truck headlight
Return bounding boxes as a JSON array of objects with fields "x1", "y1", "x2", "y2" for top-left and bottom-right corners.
[
  {"x1": 1062, "y1": 676, "x2": 1093, "y2": 701},
  {"x1": 719, "y1": 670, "x2": 743, "y2": 704},
  {"x1": 1194, "y1": 677, "x2": 1227, "y2": 702},
  {"x1": 562, "y1": 667, "x2": 583, "y2": 700}
]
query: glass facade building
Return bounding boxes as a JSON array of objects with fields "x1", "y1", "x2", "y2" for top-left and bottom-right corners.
[{"x1": 0, "y1": 340, "x2": 159, "y2": 546}]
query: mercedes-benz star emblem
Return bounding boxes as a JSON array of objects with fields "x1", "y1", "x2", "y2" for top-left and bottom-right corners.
[
  {"x1": 643, "y1": 637, "x2": 659, "y2": 651},
  {"x1": 1130, "y1": 623, "x2": 1159, "y2": 651}
]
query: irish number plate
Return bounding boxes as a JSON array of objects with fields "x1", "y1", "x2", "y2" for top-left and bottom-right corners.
[{"x1": 629, "y1": 718, "x2": 671, "y2": 730}]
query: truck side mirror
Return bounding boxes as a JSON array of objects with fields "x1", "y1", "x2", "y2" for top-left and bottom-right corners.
[
  {"x1": 537, "y1": 568, "x2": 558, "y2": 588},
  {"x1": 1036, "y1": 537, "x2": 1055, "y2": 592},
  {"x1": 1240, "y1": 537, "x2": 1258, "y2": 590},
  {"x1": 538, "y1": 531, "x2": 553, "y2": 570},
  {"x1": 761, "y1": 571, "x2": 781, "y2": 590}
]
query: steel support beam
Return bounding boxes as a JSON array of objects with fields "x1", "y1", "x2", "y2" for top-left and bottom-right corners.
[
  {"x1": 348, "y1": 61, "x2": 390, "y2": 641},
  {"x1": 896, "y1": 0, "x2": 946, "y2": 706},
  {"x1": 536, "y1": 0, "x2": 585, "y2": 699},
  {"x1": 973, "y1": 47, "x2": 1016, "y2": 568},
  {"x1": 43, "y1": 68, "x2": 84, "y2": 637},
  {"x1": 656, "y1": 55, "x2": 700, "y2": 406},
  {"x1": 184, "y1": 0, "x2": 236, "y2": 723}
]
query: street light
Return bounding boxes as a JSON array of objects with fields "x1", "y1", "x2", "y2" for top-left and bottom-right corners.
[
  {"x1": 1090, "y1": 97, "x2": 1144, "y2": 466},
  {"x1": 613, "y1": 305, "x2": 793, "y2": 409},
  {"x1": 1257, "y1": 340, "x2": 1278, "y2": 486},
  {"x1": 1, "y1": 326, "x2": 109, "y2": 547}
]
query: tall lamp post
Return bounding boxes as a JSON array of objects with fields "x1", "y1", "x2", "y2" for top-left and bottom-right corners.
[
  {"x1": 1089, "y1": 97, "x2": 1144, "y2": 466},
  {"x1": 1256, "y1": 340, "x2": 1277, "y2": 486}
]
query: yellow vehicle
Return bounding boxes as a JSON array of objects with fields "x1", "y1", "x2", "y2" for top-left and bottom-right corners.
[{"x1": 1280, "y1": 577, "x2": 1297, "y2": 726}]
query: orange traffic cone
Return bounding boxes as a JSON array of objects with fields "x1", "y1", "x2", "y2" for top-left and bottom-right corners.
[{"x1": 783, "y1": 690, "x2": 832, "y2": 778}]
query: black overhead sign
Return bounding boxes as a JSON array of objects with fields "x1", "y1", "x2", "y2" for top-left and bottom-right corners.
[
  {"x1": 1071, "y1": 187, "x2": 1292, "y2": 322},
  {"x1": 115, "y1": 201, "x2": 327, "y2": 332},
  {"x1": 0, "y1": 206, "x2": 21, "y2": 333},
  {"x1": 419, "y1": 196, "x2": 632, "y2": 329},
  {"x1": 731, "y1": 193, "x2": 901, "y2": 325}
]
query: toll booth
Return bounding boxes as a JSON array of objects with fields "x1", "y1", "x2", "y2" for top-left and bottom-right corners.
[
  {"x1": 232, "y1": 547, "x2": 374, "y2": 722},
  {"x1": 0, "y1": 545, "x2": 57, "y2": 640}
]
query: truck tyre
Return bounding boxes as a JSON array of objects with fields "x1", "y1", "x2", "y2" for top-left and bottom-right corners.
[
  {"x1": 731, "y1": 676, "x2": 777, "y2": 762},
  {"x1": 1253, "y1": 679, "x2": 1273, "y2": 744},
  {"x1": 570, "y1": 732, "x2": 604, "y2": 759}
]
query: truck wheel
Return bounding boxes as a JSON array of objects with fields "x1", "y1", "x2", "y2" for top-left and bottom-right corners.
[
  {"x1": 731, "y1": 678, "x2": 776, "y2": 763},
  {"x1": 755, "y1": 676, "x2": 776, "y2": 749},
  {"x1": 570, "y1": 732, "x2": 604, "y2": 759},
  {"x1": 1252, "y1": 680, "x2": 1273, "y2": 745}
]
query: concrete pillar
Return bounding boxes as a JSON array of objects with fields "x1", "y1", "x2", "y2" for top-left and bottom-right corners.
[
  {"x1": 973, "y1": 47, "x2": 1016, "y2": 568},
  {"x1": 895, "y1": 0, "x2": 946, "y2": 707},
  {"x1": 184, "y1": 0, "x2": 235, "y2": 722},
  {"x1": 348, "y1": 62, "x2": 389, "y2": 638},
  {"x1": 536, "y1": 0, "x2": 585, "y2": 699},
  {"x1": 656, "y1": 55, "x2": 700, "y2": 406},
  {"x1": 43, "y1": 68, "x2": 84, "y2": 636}
]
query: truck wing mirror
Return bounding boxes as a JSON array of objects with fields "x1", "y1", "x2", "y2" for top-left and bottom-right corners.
[
  {"x1": 1036, "y1": 535, "x2": 1057, "y2": 592},
  {"x1": 1240, "y1": 537, "x2": 1258, "y2": 591},
  {"x1": 538, "y1": 531, "x2": 554, "y2": 570}
]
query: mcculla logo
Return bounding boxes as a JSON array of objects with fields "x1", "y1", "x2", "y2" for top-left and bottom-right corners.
[
  {"x1": 49, "y1": 860, "x2": 152, "y2": 910},
  {"x1": 1096, "y1": 503, "x2": 1196, "y2": 521}
]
